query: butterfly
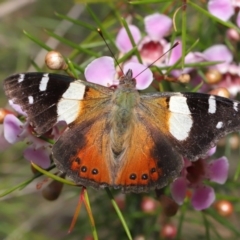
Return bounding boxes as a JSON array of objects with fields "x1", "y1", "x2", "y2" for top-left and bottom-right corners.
[{"x1": 3, "y1": 70, "x2": 240, "y2": 193}]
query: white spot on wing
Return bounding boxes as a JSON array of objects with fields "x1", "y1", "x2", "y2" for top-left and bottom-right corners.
[
  {"x1": 62, "y1": 81, "x2": 86, "y2": 100},
  {"x1": 169, "y1": 95, "x2": 193, "y2": 141},
  {"x1": 56, "y1": 81, "x2": 86, "y2": 125},
  {"x1": 169, "y1": 94, "x2": 191, "y2": 114},
  {"x1": 234, "y1": 102, "x2": 238, "y2": 112},
  {"x1": 28, "y1": 96, "x2": 34, "y2": 104},
  {"x1": 208, "y1": 96, "x2": 216, "y2": 114},
  {"x1": 18, "y1": 74, "x2": 25, "y2": 83},
  {"x1": 39, "y1": 73, "x2": 49, "y2": 91},
  {"x1": 57, "y1": 99, "x2": 81, "y2": 124},
  {"x1": 216, "y1": 121, "x2": 223, "y2": 129}
]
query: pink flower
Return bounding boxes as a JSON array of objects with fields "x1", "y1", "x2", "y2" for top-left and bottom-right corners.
[
  {"x1": 23, "y1": 147, "x2": 51, "y2": 169},
  {"x1": 165, "y1": 41, "x2": 205, "y2": 77},
  {"x1": 3, "y1": 113, "x2": 51, "y2": 168},
  {"x1": 85, "y1": 56, "x2": 153, "y2": 90},
  {"x1": 116, "y1": 13, "x2": 172, "y2": 66},
  {"x1": 170, "y1": 148, "x2": 229, "y2": 211},
  {"x1": 115, "y1": 13, "x2": 204, "y2": 77},
  {"x1": 3, "y1": 114, "x2": 24, "y2": 144},
  {"x1": 200, "y1": 44, "x2": 240, "y2": 97},
  {"x1": 203, "y1": 44, "x2": 233, "y2": 73},
  {"x1": 208, "y1": 0, "x2": 240, "y2": 27},
  {"x1": 116, "y1": 25, "x2": 142, "y2": 53}
]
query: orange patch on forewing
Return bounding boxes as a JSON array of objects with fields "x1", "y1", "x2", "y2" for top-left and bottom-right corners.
[
  {"x1": 84, "y1": 87, "x2": 108, "y2": 99},
  {"x1": 70, "y1": 87, "x2": 112, "y2": 126},
  {"x1": 140, "y1": 96, "x2": 170, "y2": 136}
]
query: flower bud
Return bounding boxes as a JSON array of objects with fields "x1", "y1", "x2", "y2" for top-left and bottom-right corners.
[
  {"x1": 160, "y1": 223, "x2": 177, "y2": 239},
  {"x1": 205, "y1": 69, "x2": 222, "y2": 84},
  {"x1": 178, "y1": 74, "x2": 190, "y2": 84},
  {"x1": 208, "y1": 87, "x2": 230, "y2": 98},
  {"x1": 159, "y1": 195, "x2": 179, "y2": 217},
  {"x1": 42, "y1": 180, "x2": 64, "y2": 201},
  {"x1": 214, "y1": 200, "x2": 233, "y2": 217},
  {"x1": 0, "y1": 108, "x2": 14, "y2": 124},
  {"x1": 45, "y1": 51, "x2": 68, "y2": 70},
  {"x1": 226, "y1": 28, "x2": 240, "y2": 42},
  {"x1": 141, "y1": 196, "x2": 158, "y2": 213}
]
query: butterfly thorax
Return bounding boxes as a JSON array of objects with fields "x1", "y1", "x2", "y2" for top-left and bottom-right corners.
[{"x1": 110, "y1": 69, "x2": 139, "y2": 158}]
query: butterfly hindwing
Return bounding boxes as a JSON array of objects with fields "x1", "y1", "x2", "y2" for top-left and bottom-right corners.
[{"x1": 114, "y1": 115, "x2": 183, "y2": 193}]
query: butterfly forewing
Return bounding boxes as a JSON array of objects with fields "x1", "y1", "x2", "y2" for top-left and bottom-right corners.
[
  {"x1": 4, "y1": 72, "x2": 113, "y2": 135},
  {"x1": 4, "y1": 73, "x2": 76, "y2": 134},
  {"x1": 140, "y1": 92, "x2": 240, "y2": 161}
]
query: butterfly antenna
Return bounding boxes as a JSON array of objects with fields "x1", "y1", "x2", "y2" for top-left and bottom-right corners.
[
  {"x1": 133, "y1": 41, "x2": 179, "y2": 79},
  {"x1": 97, "y1": 28, "x2": 124, "y2": 74}
]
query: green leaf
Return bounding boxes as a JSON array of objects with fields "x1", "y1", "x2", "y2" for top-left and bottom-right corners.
[
  {"x1": 31, "y1": 163, "x2": 76, "y2": 186},
  {"x1": 105, "y1": 188, "x2": 133, "y2": 240},
  {"x1": 202, "y1": 212, "x2": 211, "y2": 240},
  {"x1": 55, "y1": 12, "x2": 96, "y2": 31},
  {"x1": 86, "y1": 5, "x2": 116, "y2": 49},
  {"x1": 176, "y1": 200, "x2": 189, "y2": 240},
  {"x1": 23, "y1": 30, "x2": 51, "y2": 51}
]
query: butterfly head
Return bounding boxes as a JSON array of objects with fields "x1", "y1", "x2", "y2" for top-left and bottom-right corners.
[{"x1": 118, "y1": 69, "x2": 137, "y2": 90}]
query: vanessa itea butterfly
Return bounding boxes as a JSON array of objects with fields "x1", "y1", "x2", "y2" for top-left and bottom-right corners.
[{"x1": 3, "y1": 70, "x2": 240, "y2": 192}]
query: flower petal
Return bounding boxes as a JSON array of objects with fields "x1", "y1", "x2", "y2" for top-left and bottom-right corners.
[
  {"x1": 85, "y1": 56, "x2": 116, "y2": 87},
  {"x1": 3, "y1": 114, "x2": 23, "y2": 144},
  {"x1": 165, "y1": 41, "x2": 182, "y2": 66},
  {"x1": 203, "y1": 44, "x2": 233, "y2": 62},
  {"x1": 24, "y1": 147, "x2": 50, "y2": 169},
  {"x1": 139, "y1": 36, "x2": 167, "y2": 66},
  {"x1": 207, "y1": 146, "x2": 216, "y2": 157},
  {"x1": 208, "y1": 156, "x2": 229, "y2": 184},
  {"x1": 191, "y1": 186, "x2": 215, "y2": 210},
  {"x1": 116, "y1": 25, "x2": 141, "y2": 53},
  {"x1": 237, "y1": 12, "x2": 240, "y2": 28},
  {"x1": 144, "y1": 13, "x2": 172, "y2": 40},
  {"x1": 208, "y1": 0, "x2": 234, "y2": 21},
  {"x1": 9, "y1": 100, "x2": 27, "y2": 116},
  {"x1": 203, "y1": 44, "x2": 233, "y2": 71},
  {"x1": 170, "y1": 177, "x2": 187, "y2": 205},
  {"x1": 123, "y1": 62, "x2": 153, "y2": 90}
]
